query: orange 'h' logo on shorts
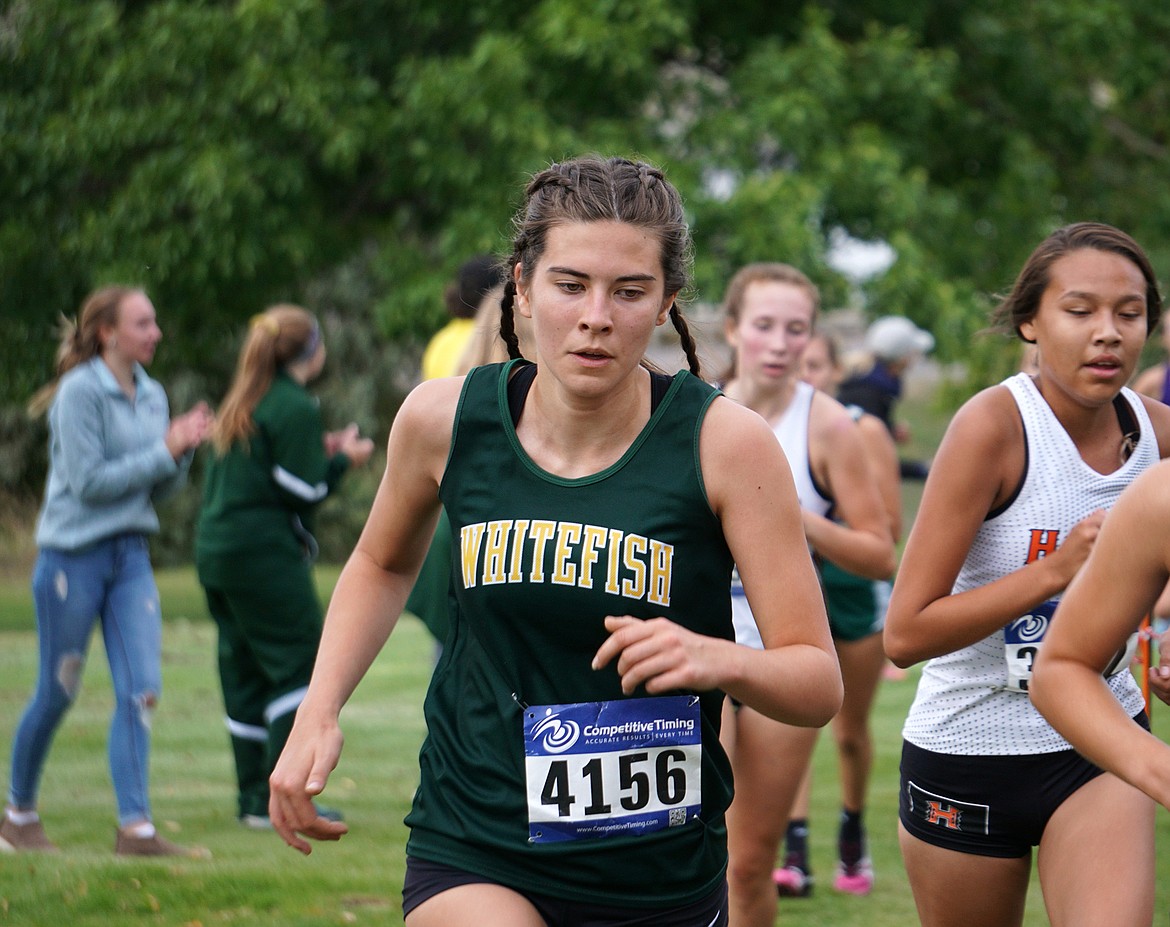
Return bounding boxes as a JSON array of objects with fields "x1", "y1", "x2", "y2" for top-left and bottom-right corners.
[
  {"x1": 1025, "y1": 529, "x2": 1060, "y2": 564},
  {"x1": 925, "y1": 801, "x2": 962, "y2": 830}
]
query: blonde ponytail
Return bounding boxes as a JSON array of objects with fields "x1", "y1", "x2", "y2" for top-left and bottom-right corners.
[{"x1": 211, "y1": 305, "x2": 319, "y2": 455}]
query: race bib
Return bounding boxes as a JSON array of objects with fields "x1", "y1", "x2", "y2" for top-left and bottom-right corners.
[
  {"x1": 522, "y1": 695, "x2": 702, "y2": 844},
  {"x1": 1004, "y1": 600, "x2": 1057, "y2": 692},
  {"x1": 1005, "y1": 600, "x2": 1140, "y2": 693}
]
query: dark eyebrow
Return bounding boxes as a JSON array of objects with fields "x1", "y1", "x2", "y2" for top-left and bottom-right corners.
[
  {"x1": 545, "y1": 266, "x2": 658, "y2": 284},
  {"x1": 1061, "y1": 289, "x2": 1144, "y2": 303}
]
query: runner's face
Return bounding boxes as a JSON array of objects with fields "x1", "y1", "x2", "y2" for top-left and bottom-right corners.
[
  {"x1": 800, "y1": 336, "x2": 837, "y2": 393},
  {"x1": 103, "y1": 291, "x2": 162, "y2": 368},
  {"x1": 515, "y1": 221, "x2": 673, "y2": 398},
  {"x1": 726, "y1": 280, "x2": 815, "y2": 386},
  {"x1": 1020, "y1": 248, "x2": 1147, "y2": 406}
]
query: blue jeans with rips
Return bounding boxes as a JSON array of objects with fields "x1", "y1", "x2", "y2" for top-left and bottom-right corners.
[{"x1": 8, "y1": 535, "x2": 163, "y2": 826}]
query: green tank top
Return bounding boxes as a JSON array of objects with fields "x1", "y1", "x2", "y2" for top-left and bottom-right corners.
[{"x1": 404, "y1": 359, "x2": 736, "y2": 908}]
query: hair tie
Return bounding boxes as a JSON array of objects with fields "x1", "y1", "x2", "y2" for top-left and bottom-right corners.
[{"x1": 250, "y1": 313, "x2": 280, "y2": 336}]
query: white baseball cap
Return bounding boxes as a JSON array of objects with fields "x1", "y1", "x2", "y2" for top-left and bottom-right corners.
[{"x1": 865, "y1": 316, "x2": 935, "y2": 362}]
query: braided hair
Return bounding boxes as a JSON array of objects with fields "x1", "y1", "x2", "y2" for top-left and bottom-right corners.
[{"x1": 499, "y1": 156, "x2": 702, "y2": 377}]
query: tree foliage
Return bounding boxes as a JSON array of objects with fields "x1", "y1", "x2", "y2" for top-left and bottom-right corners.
[{"x1": 4, "y1": 0, "x2": 1170, "y2": 411}]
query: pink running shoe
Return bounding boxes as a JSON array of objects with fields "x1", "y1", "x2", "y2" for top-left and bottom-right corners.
[
  {"x1": 772, "y1": 863, "x2": 814, "y2": 898},
  {"x1": 832, "y1": 857, "x2": 874, "y2": 896}
]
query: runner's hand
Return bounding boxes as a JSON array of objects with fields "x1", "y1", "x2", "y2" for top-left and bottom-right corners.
[
  {"x1": 1150, "y1": 642, "x2": 1170, "y2": 707},
  {"x1": 1048, "y1": 509, "x2": 1106, "y2": 588},
  {"x1": 268, "y1": 719, "x2": 348, "y2": 854},
  {"x1": 593, "y1": 615, "x2": 722, "y2": 695}
]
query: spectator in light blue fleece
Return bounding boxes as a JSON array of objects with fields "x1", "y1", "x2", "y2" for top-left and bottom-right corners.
[{"x1": 2, "y1": 286, "x2": 213, "y2": 857}]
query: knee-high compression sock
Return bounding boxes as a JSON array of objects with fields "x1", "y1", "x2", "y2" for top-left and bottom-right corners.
[
  {"x1": 785, "y1": 818, "x2": 810, "y2": 869},
  {"x1": 838, "y1": 808, "x2": 865, "y2": 865}
]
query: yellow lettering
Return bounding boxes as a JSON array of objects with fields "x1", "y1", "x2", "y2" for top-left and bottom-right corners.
[
  {"x1": 647, "y1": 540, "x2": 673, "y2": 606},
  {"x1": 528, "y1": 520, "x2": 557, "y2": 583},
  {"x1": 605, "y1": 528, "x2": 623, "y2": 595},
  {"x1": 459, "y1": 523, "x2": 487, "y2": 589},
  {"x1": 552, "y1": 522, "x2": 582, "y2": 586},
  {"x1": 622, "y1": 534, "x2": 648, "y2": 599},
  {"x1": 508, "y1": 519, "x2": 530, "y2": 582},
  {"x1": 462, "y1": 518, "x2": 671, "y2": 605},
  {"x1": 483, "y1": 520, "x2": 512, "y2": 585},
  {"x1": 578, "y1": 525, "x2": 607, "y2": 590}
]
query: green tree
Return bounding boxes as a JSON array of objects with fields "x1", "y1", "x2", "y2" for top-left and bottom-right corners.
[
  {"x1": 674, "y1": 1, "x2": 1170, "y2": 382},
  {"x1": 2, "y1": 0, "x2": 389, "y2": 390},
  {"x1": 0, "y1": 0, "x2": 688, "y2": 400},
  {"x1": 4, "y1": 0, "x2": 1170, "y2": 446}
]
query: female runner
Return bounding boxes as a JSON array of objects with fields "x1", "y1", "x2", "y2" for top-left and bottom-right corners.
[
  {"x1": 717, "y1": 264, "x2": 894, "y2": 926},
  {"x1": 884, "y1": 222, "x2": 1170, "y2": 927},
  {"x1": 766, "y1": 331, "x2": 903, "y2": 898},
  {"x1": 269, "y1": 157, "x2": 843, "y2": 927}
]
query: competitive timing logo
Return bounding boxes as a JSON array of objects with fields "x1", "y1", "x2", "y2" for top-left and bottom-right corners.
[
  {"x1": 1009, "y1": 611, "x2": 1049, "y2": 642},
  {"x1": 530, "y1": 710, "x2": 581, "y2": 754}
]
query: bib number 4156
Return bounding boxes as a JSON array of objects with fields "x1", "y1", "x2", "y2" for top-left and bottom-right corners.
[
  {"x1": 523, "y1": 697, "x2": 702, "y2": 843},
  {"x1": 540, "y1": 748, "x2": 688, "y2": 817}
]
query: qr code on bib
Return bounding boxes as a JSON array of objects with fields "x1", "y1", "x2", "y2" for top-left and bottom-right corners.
[{"x1": 668, "y1": 808, "x2": 687, "y2": 827}]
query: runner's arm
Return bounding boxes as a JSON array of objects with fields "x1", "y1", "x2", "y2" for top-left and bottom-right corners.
[
  {"x1": 1032, "y1": 462, "x2": 1170, "y2": 809},
  {"x1": 269, "y1": 377, "x2": 460, "y2": 852},
  {"x1": 884, "y1": 387, "x2": 1094, "y2": 667}
]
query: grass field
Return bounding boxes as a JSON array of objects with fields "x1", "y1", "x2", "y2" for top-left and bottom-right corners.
[
  {"x1": 0, "y1": 389, "x2": 1164, "y2": 925},
  {"x1": 0, "y1": 565, "x2": 1167, "y2": 926}
]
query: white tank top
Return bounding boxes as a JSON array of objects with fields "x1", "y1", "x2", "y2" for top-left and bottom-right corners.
[
  {"x1": 732, "y1": 381, "x2": 832, "y2": 650},
  {"x1": 903, "y1": 373, "x2": 1154, "y2": 755}
]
